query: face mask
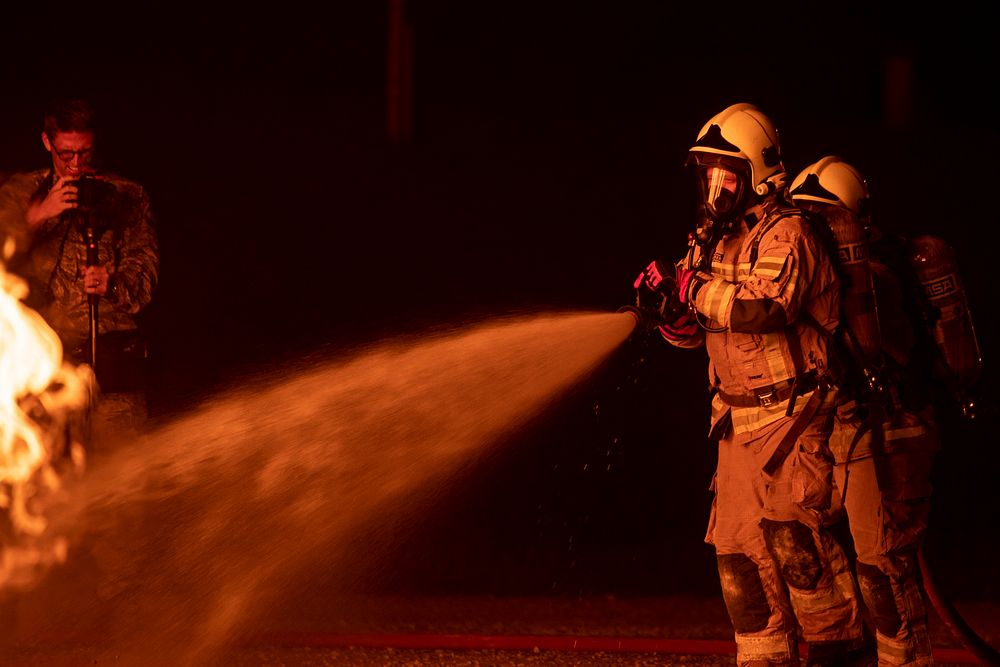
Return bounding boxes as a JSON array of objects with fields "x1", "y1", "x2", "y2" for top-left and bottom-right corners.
[{"x1": 700, "y1": 165, "x2": 744, "y2": 223}]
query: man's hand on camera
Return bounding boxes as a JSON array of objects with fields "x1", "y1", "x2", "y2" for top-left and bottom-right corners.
[
  {"x1": 25, "y1": 176, "x2": 78, "y2": 229},
  {"x1": 82, "y1": 264, "x2": 111, "y2": 297}
]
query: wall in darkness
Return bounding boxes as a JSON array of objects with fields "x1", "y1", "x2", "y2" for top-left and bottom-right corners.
[{"x1": 0, "y1": 2, "x2": 996, "y2": 600}]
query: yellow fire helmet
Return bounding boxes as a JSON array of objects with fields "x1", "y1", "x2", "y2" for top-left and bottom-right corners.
[
  {"x1": 790, "y1": 156, "x2": 870, "y2": 223},
  {"x1": 687, "y1": 103, "x2": 787, "y2": 203}
]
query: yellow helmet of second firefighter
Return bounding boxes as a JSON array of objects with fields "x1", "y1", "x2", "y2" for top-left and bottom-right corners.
[
  {"x1": 790, "y1": 156, "x2": 870, "y2": 223},
  {"x1": 686, "y1": 103, "x2": 787, "y2": 224}
]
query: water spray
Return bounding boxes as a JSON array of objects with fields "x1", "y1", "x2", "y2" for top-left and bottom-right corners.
[{"x1": 3, "y1": 309, "x2": 642, "y2": 665}]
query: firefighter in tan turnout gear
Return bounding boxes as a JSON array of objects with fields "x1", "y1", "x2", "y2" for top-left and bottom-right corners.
[
  {"x1": 790, "y1": 156, "x2": 979, "y2": 667},
  {"x1": 634, "y1": 104, "x2": 870, "y2": 666}
]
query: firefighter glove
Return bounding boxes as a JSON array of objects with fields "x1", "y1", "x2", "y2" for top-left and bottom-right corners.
[
  {"x1": 657, "y1": 309, "x2": 698, "y2": 342},
  {"x1": 634, "y1": 259, "x2": 684, "y2": 321},
  {"x1": 677, "y1": 267, "x2": 702, "y2": 304},
  {"x1": 635, "y1": 259, "x2": 676, "y2": 294}
]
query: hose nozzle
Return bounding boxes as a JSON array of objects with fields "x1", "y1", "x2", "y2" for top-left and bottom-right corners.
[{"x1": 616, "y1": 305, "x2": 649, "y2": 338}]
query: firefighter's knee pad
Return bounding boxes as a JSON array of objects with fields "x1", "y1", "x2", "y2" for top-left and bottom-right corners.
[
  {"x1": 856, "y1": 561, "x2": 902, "y2": 637},
  {"x1": 717, "y1": 553, "x2": 770, "y2": 633},
  {"x1": 760, "y1": 518, "x2": 822, "y2": 590}
]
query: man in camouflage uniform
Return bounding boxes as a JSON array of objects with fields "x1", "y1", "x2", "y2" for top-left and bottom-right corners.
[
  {"x1": 0, "y1": 98, "x2": 159, "y2": 452},
  {"x1": 636, "y1": 104, "x2": 869, "y2": 666}
]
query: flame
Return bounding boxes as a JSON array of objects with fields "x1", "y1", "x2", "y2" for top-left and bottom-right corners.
[{"x1": 0, "y1": 247, "x2": 93, "y2": 590}]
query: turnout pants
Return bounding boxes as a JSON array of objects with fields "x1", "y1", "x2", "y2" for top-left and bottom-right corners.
[
  {"x1": 831, "y1": 406, "x2": 937, "y2": 667},
  {"x1": 708, "y1": 392, "x2": 865, "y2": 666}
]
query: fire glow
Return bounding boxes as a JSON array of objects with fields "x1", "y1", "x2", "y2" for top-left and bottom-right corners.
[{"x1": 0, "y1": 251, "x2": 91, "y2": 590}]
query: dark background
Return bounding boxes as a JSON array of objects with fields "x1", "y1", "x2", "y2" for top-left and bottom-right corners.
[{"x1": 0, "y1": 2, "x2": 997, "y2": 602}]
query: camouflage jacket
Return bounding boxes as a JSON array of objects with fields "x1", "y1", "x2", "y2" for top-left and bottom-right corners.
[{"x1": 0, "y1": 168, "x2": 159, "y2": 355}]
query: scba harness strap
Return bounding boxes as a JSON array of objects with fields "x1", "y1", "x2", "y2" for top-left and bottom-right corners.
[{"x1": 762, "y1": 371, "x2": 835, "y2": 476}]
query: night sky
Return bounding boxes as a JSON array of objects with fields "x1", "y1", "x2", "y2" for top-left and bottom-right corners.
[{"x1": 1, "y1": 3, "x2": 997, "y2": 601}]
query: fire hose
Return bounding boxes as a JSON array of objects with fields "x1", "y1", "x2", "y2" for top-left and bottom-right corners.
[{"x1": 920, "y1": 544, "x2": 1000, "y2": 666}]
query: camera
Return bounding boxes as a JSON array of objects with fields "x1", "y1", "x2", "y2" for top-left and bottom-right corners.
[{"x1": 73, "y1": 174, "x2": 118, "y2": 214}]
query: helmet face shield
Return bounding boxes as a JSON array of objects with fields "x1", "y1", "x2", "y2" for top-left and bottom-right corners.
[
  {"x1": 688, "y1": 152, "x2": 751, "y2": 224},
  {"x1": 699, "y1": 165, "x2": 743, "y2": 222}
]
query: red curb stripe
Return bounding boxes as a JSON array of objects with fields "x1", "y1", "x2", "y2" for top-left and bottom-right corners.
[
  {"x1": 266, "y1": 633, "x2": 736, "y2": 654},
  {"x1": 262, "y1": 633, "x2": 982, "y2": 663}
]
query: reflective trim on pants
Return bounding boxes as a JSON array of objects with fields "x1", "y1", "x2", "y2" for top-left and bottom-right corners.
[
  {"x1": 735, "y1": 630, "x2": 798, "y2": 666},
  {"x1": 875, "y1": 629, "x2": 933, "y2": 667}
]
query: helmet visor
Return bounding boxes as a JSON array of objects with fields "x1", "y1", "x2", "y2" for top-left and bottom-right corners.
[{"x1": 698, "y1": 165, "x2": 744, "y2": 222}]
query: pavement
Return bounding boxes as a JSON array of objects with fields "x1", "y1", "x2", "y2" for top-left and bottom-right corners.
[{"x1": 3, "y1": 593, "x2": 998, "y2": 666}]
